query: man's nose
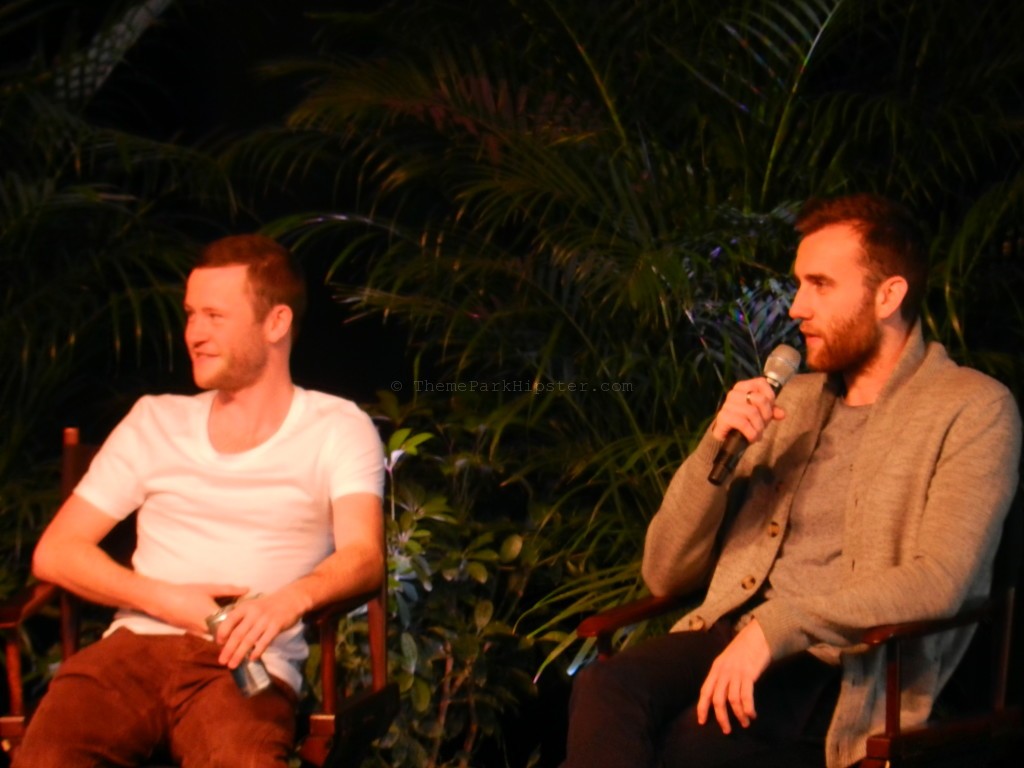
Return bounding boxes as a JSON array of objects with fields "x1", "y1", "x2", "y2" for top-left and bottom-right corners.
[
  {"x1": 185, "y1": 316, "x2": 206, "y2": 345},
  {"x1": 788, "y1": 289, "x2": 810, "y2": 320}
]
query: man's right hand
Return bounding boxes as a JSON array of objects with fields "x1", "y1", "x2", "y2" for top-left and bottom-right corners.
[
  {"x1": 710, "y1": 376, "x2": 786, "y2": 445},
  {"x1": 147, "y1": 582, "x2": 250, "y2": 635},
  {"x1": 32, "y1": 493, "x2": 249, "y2": 636}
]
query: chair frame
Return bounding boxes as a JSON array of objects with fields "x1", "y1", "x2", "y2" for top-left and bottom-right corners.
[
  {"x1": 575, "y1": 502, "x2": 1021, "y2": 767},
  {"x1": 1, "y1": 427, "x2": 394, "y2": 767}
]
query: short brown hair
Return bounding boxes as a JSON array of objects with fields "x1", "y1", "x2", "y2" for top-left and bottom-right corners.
[
  {"x1": 795, "y1": 194, "x2": 928, "y2": 325},
  {"x1": 196, "y1": 234, "x2": 307, "y2": 337}
]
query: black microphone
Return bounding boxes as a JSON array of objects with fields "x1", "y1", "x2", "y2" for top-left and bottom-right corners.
[{"x1": 708, "y1": 344, "x2": 801, "y2": 486}]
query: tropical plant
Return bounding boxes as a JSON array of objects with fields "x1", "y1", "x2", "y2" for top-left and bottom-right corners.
[
  {"x1": 233, "y1": 9, "x2": 1024, "y2": 762},
  {"x1": 314, "y1": 392, "x2": 546, "y2": 768},
  {"x1": 0, "y1": 0, "x2": 231, "y2": 593},
  {"x1": 245, "y1": 0, "x2": 1021, "y2": 624}
]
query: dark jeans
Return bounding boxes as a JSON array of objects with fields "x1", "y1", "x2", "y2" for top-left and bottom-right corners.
[
  {"x1": 563, "y1": 621, "x2": 840, "y2": 768},
  {"x1": 14, "y1": 628, "x2": 297, "y2": 768}
]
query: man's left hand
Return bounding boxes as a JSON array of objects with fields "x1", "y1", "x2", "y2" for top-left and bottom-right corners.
[
  {"x1": 697, "y1": 619, "x2": 772, "y2": 734},
  {"x1": 213, "y1": 589, "x2": 309, "y2": 668}
]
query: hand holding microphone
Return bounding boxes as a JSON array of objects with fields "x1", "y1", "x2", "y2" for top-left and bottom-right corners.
[{"x1": 708, "y1": 345, "x2": 801, "y2": 485}]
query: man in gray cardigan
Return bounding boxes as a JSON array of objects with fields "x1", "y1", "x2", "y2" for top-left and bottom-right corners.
[{"x1": 563, "y1": 194, "x2": 1021, "y2": 768}]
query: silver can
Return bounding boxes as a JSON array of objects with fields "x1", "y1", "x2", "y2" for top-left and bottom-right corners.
[{"x1": 206, "y1": 603, "x2": 273, "y2": 697}]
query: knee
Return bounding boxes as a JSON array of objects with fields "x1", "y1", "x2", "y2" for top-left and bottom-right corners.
[
  {"x1": 570, "y1": 658, "x2": 647, "y2": 712},
  {"x1": 12, "y1": 741, "x2": 86, "y2": 768},
  {"x1": 203, "y1": 747, "x2": 288, "y2": 768},
  {"x1": 202, "y1": 731, "x2": 293, "y2": 768}
]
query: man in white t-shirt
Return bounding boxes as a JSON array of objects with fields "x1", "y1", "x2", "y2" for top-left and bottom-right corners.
[{"x1": 15, "y1": 235, "x2": 385, "y2": 767}]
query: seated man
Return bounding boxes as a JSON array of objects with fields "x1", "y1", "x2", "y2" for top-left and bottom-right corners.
[
  {"x1": 15, "y1": 234, "x2": 385, "y2": 767},
  {"x1": 563, "y1": 194, "x2": 1021, "y2": 768}
]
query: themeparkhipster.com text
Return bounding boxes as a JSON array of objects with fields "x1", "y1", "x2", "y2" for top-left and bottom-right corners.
[{"x1": 390, "y1": 379, "x2": 634, "y2": 394}]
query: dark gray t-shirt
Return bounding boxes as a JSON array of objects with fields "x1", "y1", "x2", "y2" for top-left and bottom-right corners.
[
  {"x1": 765, "y1": 399, "x2": 872, "y2": 600},
  {"x1": 735, "y1": 399, "x2": 872, "y2": 657}
]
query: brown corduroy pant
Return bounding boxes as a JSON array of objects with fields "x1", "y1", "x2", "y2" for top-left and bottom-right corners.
[{"x1": 13, "y1": 628, "x2": 297, "y2": 768}]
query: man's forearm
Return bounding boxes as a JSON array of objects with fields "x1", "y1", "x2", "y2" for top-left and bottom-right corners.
[
  {"x1": 35, "y1": 535, "x2": 153, "y2": 611},
  {"x1": 278, "y1": 543, "x2": 385, "y2": 615},
  {"x1": 642, "y1": 430, "x2": 730, "y2": 596}
]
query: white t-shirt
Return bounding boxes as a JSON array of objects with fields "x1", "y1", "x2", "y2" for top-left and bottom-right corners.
[{"x1": 74, "y1": 387, "x2": 384, "y2": 692}]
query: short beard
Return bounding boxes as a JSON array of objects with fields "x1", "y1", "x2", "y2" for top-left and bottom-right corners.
[
  {"x1": 806, "y1": 297, "x2": 881, "y2": 376},
  {"x1": 192, "y1": 335, "x2": 268, "y2": 393}
]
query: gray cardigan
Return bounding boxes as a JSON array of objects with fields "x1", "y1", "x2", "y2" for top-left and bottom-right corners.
[{"x1": 643, "y1": 324, "x2": 1021, "y2": 768}]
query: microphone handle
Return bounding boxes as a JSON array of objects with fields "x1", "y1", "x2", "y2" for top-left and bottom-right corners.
[
  {"x1": 707, "y1": 378, "x2": 783, "y2": 486},
  {"x1": 708, "y1": 431, "x2": 747, "y2": 486}
]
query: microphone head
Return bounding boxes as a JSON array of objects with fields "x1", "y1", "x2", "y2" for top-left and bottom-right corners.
[{"x1": 763, "y1": 344, "x2": 801, "y2": 390}]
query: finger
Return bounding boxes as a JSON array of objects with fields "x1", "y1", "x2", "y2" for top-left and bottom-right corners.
[
  {"x1": 740, "y1": 676, "x2": 757, "y2": 725},
  {"x1": 719, "y1": 382, "x2": 776, "y2": 436},
  {"x1": 712, "y1": 683, "x2": 732, "y2": 734},
  {"x1": 712, "y1": 406, "x2": 766, "y2": 444},
  {"x1": 701, "y1": 662, "x2": 733, "y2": 735},
  {"x1": 733, "y1": 377, "x2": 776, "y2": 402},
  {"x1": 221, "y1": 606, "x2": 280, "y2": 667},
  {"x1": 741, "y1": 389, "x2": 775, "y2": 423},
  {"x1": 247, "y1": 625, "x2": 277, "y2": 662},
  {"x1": 696, "y1": 672, "x2": 715, "y2": 726},
  {"x1": 727, "y1": 678, "x2": 748, "y2": 729},
  {"x1": 211, "y1": 606, "x2": 243, "y2": 644},
  {"x1": 220, "y1": 618, "x2": 259, "y2": 668},
  {"x1": 219, "y1": 628, "x2": 251, "y2": 663},
  {"x1": 733, "y1": 407, "x2": 769, "y2": 445}
]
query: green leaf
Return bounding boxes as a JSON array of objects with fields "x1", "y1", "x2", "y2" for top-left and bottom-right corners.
[
  {"x1": 466, "y1": 561, "x2": 489, "y2": 584},
  {"x1": 401, "y1": 431, "x2": 435, "y2": 454},
  {"x1": 474, "y1": 599, "x2": 494, "y2": 630},
  {"x1": 499, "y1": 534, "x2": 523, "y2": 562},
  {"x1": 411, "y1": 677, "x2": 433, "y2": 713},
  {"x1": 387, "y1": 427, "x2": 413, "y2": 454},
  {"x1": 400, "y1": 631, "x2": 419, "y2": 672}
]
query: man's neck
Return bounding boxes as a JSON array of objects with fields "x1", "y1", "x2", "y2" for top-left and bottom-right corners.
[
  {"x1": 842, "y1": 325, "x2": 912, "y2": 406},
  {"x1": 208, "y1": 370, "x2": 295, "y2": 454}
]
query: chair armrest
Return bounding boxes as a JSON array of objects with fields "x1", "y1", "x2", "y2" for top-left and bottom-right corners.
[
  {"x1": 577, "y1": 593, "x2": 692, "y2": 639},
  {"x1": 1, "y1": 582, "x2": 60, "y2": 727},
  {"x1": 304, "y1": 584, "x2": 388, "y2": 712},
  {"x1": 860, "y1": 598, "x2": 993, "y2": 646},
  {"x1": 298, "y1": 585, "x2": 389, "y2": 766},
  {"x1": 0, "y1": 582, "x2": 59, "y2": 630},
  {"x1": 576, "y1": 592, "x2": 694, "y2": 659},
  {"x1": 860, "y1": 596, "x2": 1007, "y2": 741},
  {"x1": 305, "y1": 588, "x2": 382, "y2": 629}
]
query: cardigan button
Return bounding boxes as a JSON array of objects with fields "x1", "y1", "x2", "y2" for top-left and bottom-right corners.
[
  {"x1": 688, "y1": 616, "x2": 706, "y2": 630},
  {"x1": 768, "y1": 520, "x2": 781, "y2": 538},
  {"x1": 741, "y1": 575, "x2": 757, "y2": 590}
]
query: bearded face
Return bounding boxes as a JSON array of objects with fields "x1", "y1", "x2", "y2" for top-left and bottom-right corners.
[
  {"x1": 800, "y1": 283, "x2": 881, "y2": 374},
  {"x1": 790, "y1": 223, "x2": 884, "y2": 377},
  {"x1": 184, "y1": 265, "x2": 271, "y2": 393}
]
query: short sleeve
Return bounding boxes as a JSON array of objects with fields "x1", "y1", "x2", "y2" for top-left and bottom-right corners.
[
  {"x1": 73, "y1": 398, "x2": 152, "y2": 521},
  {"x1": 325, "y1": 405, "x2": 385, "y2": 500}
]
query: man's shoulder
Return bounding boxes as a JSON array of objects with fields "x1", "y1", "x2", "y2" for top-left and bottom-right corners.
[
  {"x1": 917, "y1": 343, "x2": 1016, "y2": 405},
  {"x1": 123, "y1": 391, "x2": 211, "y2": 423},
  {"x1": 295, "y1": 388, "x2": 379, "y2": 431},
  {"x1": 299, "y1": 387, "x2": 369, "y2": 414}
]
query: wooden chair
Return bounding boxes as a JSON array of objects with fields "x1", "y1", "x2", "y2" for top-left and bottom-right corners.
[
  {"x1": 574, "y1": 498, "x2": 1022, "y2": 767},
  {"x1": 1, "y1": 427, "x2": 398, "y2": 767}
]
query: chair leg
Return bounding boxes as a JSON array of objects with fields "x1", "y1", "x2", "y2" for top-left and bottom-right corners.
[{"x1": 321, "y1": 683, "x2": 400, "y2": 768}]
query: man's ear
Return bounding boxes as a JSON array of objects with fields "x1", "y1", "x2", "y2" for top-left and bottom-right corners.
[
  {"x1": 875, "y1": 275, "x2": 908, "y2": 321},
  {"x1": 264, "y1": 305, "x2": 294, "y2": 344}
]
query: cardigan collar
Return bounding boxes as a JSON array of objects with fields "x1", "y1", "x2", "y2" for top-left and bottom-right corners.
[{"x1": 824, "y1": 320, "x2": 929, "y2": 406}]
